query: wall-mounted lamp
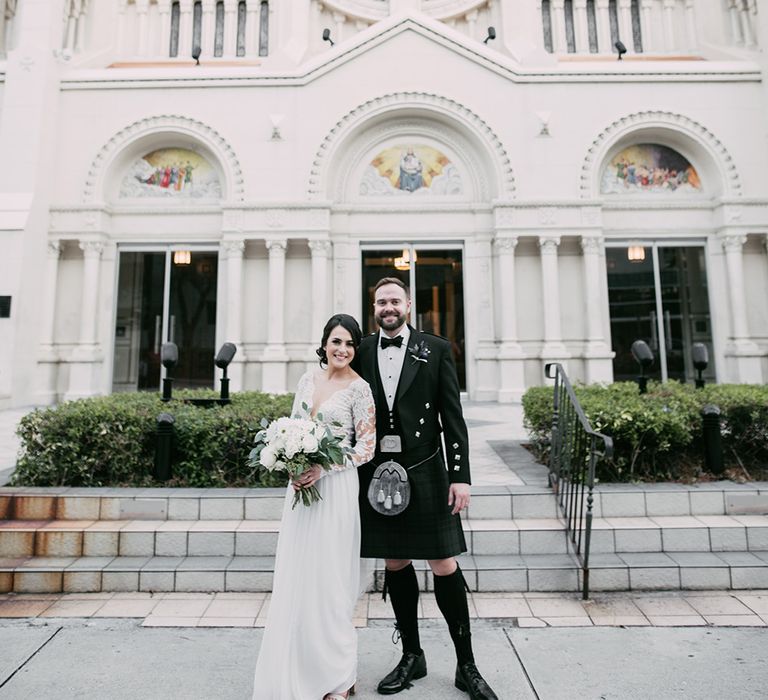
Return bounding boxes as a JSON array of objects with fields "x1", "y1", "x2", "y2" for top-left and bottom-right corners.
[
  {"x1": 173, "y1": 250, "x2": 191, "y2": 265},
  {"x1": 322, "y1": 28, "x2": 335, "y2": 47},
  {"x1": 615, "y1": 40, "x2": 627, "y2": 60},
  {"x1": 192, "y1": 45, "x2": 201, "y2": 65},
  {"x1": 394, "y1": 249, "x2": 416, "y2": 271},
  {"x1": 484, "y1": 26, "x2": 496, "y2": 45},
  {"x1": 627, "y1": 244, "x2": 646, "y2": 263}
]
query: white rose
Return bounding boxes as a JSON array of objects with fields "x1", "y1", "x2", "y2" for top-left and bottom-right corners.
[
  {"x1": 260, "y1": 446, "x2": 277, "y2": 469},
  {"x1": 302, "y1": 435, "x2": 319, "y2": 453}
]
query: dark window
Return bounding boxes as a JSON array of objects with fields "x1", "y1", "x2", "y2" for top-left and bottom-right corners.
[
  {"x1": 236, "y1": 1, "x2": 247, "y2": 56},
  {"x1": 214, "y1": 1, "x2": 224, "y2": 57},
  {"x1": 541, "y1": 0, "x2": 553, "y2": 53},
  {"x1": 564, "y1": 0, "x2": 576, "y2": 53},
  {"x1": 170, "y1": 1, "x2": 180, "y2": 57},
  {"x1": 259, "y1": 1, "x2": 269, "y2": 56},
  {"x1": 587, "y1": 0, "x2": 598, "y2": 53},
  {"x1": 0, "y1": 296, "x2": 10, "y2": 318},
  {"x1": 192, "y1": 1, "x2": 202, "y2": 57},
  {"x1": 609, "y1": 0, "x2": 619, "y2": 47},
  {"x1": 631, "y1": 0, "x2": 643, "y2": 52}
]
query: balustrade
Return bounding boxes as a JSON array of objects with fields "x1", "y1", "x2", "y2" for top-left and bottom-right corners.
[{"x1": 117, "y1": 0, "x2": 268, "y2": 60}]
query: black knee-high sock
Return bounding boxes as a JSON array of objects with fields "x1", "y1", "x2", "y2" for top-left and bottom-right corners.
[
  {"x1": 384, "y1": 564, "x2": 421, "y2": 655},
  {"x1": 433, "y1": 565, "x2": 474, "y2": 666}
]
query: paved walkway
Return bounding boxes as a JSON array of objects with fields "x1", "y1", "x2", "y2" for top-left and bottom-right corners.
[{"x1": 0, "y1": 589, "x2": 765, "y2": 629}]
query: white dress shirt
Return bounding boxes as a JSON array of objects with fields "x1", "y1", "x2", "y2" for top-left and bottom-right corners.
[{"x1": 377, "y1": 325, "x2": 411, "y2": 412}]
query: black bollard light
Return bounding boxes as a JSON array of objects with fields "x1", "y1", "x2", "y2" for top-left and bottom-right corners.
[
  {"x1": 630, "y1": 339, "x2": 654, "y2": 395},
  {"x1": 692, "y1": 342, "x2": 708, "y2": 389},
  {"x1": 161, "y1": 342, "x2": 178, "y2": 402},
  {"x1": 215, "y1": 342, "x2": 237, "y2": 404},
  {"x1": 701, "y1": 404, "x2": 724, "y2": 475},
  {"x1": 154, "y1": 412, "x2": 175, "y2": 481}
]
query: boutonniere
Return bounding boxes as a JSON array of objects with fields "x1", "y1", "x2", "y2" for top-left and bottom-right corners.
[{"x1": 408, "y1": 340, "x2": 431, "y2": 364}]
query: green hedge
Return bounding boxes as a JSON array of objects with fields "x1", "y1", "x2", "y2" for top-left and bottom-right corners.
[
  {"x1": 522, "y1": 381, "x2": 768, "y2": 482},
  {"x1": 12, "y1": 390, "x2": 294, "y2": 488}
]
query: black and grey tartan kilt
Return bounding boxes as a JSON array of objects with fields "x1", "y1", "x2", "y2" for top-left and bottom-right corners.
[{"x1": 358, "y1": 451, "x2": 467, "y2": 560}]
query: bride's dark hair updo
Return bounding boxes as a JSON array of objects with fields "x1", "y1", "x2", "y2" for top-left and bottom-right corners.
[{"x1": 316, "y1": 314, "x2": 363, "y2": 367}]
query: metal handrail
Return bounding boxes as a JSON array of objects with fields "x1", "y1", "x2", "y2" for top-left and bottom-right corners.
[{"x1": 545, "y1": 363, "x2": 613, "y2": 600}]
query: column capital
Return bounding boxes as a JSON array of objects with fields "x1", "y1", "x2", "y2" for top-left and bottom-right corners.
[
  {"x1": 266, "y1": 239, "x2": 288, "y2": 253},
  {"x1": 493, "y1": 236, "x2": 519, "y2": 254},
  {"x1": 47, "y1": 240, "x2": 62, "y2": 258},
  {"x1": 580, "y1": 235, "x2": 604, "y2": 254},
  {"x1": 308, "y1": 239, "x2": 332, "y2": 256},
  {"x1": 221, "y1": 239, "x2": 246, "y2": 256},
  {"x1": 722, "y1": 234, "x2": 747, "y2": 252},
  {"x1": 538, "y1": 235, "x2": 561, "y2": 252},
  {"x1": 79, "y1": 240, "x2": 104, "y2": 258}
]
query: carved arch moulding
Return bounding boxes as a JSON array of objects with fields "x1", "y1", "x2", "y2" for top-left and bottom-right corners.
[
  {"x1": 307, "y1": 92, "x2": 516, "y2": 201},
  {"x1": 82, "y1": 114, "x2": 245, "y2": 204},
  {"x1": 580, "y1": 111, "x2": 742, "y2": 199}
]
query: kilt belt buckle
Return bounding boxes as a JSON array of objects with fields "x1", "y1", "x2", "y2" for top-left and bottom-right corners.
[{"x1": 367, "y1": 448, "x2": 440, "y2": 517}]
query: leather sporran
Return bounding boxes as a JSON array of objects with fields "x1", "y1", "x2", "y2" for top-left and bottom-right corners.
[{"x1": 367, "y1": 460, "x2": 410, "y2": 516}]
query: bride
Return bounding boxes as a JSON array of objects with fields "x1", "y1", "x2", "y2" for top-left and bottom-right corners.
[{"x1": 252, "y1": 313, "x2": 376, "y2": 700}]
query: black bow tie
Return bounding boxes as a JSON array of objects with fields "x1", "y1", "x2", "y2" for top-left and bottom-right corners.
[{"x1": 380, "y1": 335, "x2": 404, "y2": 349}]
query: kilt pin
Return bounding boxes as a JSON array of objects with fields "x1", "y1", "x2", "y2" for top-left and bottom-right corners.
[{"x1": 356, "y1": 326, "x2": 470, "y2": 561}]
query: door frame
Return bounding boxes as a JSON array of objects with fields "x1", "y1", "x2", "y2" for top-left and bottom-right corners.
[
  {"x1": 111, "y1": 243, "x2": 220, "y2": 391},
  {"x1": 605, "y1": 238, "x2": 716, "y2": 383}
]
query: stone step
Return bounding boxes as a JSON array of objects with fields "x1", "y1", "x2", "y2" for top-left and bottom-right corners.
[
  {"x1": 3, "y1": 514, "x2": 767, "y2": 559},
  {"x1": 1, "y1": 551, "x2": 767, "y2": 595},
  {"x1": 1, "y1": 484, "x2": 766, "y2": 521}
]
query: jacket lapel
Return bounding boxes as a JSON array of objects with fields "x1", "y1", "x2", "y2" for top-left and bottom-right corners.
[{"x1": 396, "y1": 326, "x2": 422, "y2": 402}]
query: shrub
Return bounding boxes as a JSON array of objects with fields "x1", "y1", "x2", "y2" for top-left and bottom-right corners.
[
  {"x1": 13, "y1": 390, "x2": 293, "y2": 488},
  {"x1": 522, "y1": 381, "x2": 768, "y2": 482}
]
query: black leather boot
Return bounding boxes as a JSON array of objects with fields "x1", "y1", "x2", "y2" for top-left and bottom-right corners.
[
  {"x1": 455, "y1": 662, "x2": 499, "y2": 700},
  {"x1": 377, "y1": 650, "x2": 427, "y2": 695}
]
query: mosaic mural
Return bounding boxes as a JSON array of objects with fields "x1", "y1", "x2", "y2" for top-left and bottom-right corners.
[
  {"x1": 601, "y1": 144, "x2": 701, "y2": 195},
  {"x1": 120, "y1": 148, "x2": 222, "y2": 199},
  {"x1": 360, "y1": 145, "x2": 463, "y2": 196}
]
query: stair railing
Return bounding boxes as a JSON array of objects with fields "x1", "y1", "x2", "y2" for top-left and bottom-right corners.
[{"x1": 545, "y1": 363, "x2": 613, "y2": 600}]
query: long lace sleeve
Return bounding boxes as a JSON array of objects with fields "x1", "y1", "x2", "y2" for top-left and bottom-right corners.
[
  {"x1": 290, "y1": 371, "x2": 312, "y2": 418},
  {"x1": 329, "y1": 379, "x2": 376, "y2": 472}
]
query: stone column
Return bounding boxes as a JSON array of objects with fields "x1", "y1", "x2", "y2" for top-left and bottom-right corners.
[
  {"x1": 618, "y1": 0, "x2": 633, "y2": 50},
  {"x1": 573, "y1": 0, "x2": 588, "y2": 53},
  {"x1": 596, "y1": 0, "x2": 612, "y2": 53},
  {"x1": 222, "y1": 239, "x2": 246, "y2": 390},
  {"x1": 65, "y1": 240, "x2": 105, "y2": 400},
  {"x1": 551, "y1": 0, "x2": 567, "y2": 53},
  {"x1": 581, "y1": 235, "x2": 613, "y2": 383},
  {"x1": 721, "y1": 233, "x2": 761, "y2": 382},
  {"x1": 224, "y1": 0, "x2": 238, "y2": 57},
  {"x1": 683, "y1": 0, "x2": 697, "y2": 51},
  {"x1": 36, "y1": 240, "x2": 62, "y2": 404},
  {"x1": 539, "y1": 236, "x2": 570, "y2": 366},
  {"x1": 245, "y1": 0, "x2": 260, "y2": 57},
  {"x1": 640, "y1": 0, "x2": 654, "y2": 52},
  {"x1": 662, "y1": 0, "x2": 676, "y2": 52},
  {"x1": 202, "y1": 0, "x2": 216, "y2": 57},
  {"x1": 494, "y1": 236, "x2": 525, "y2": 402},
  {"x1": 179, "y1": 0, "x2": 194, "y2": 58},
  {"x1": 136, "y1": 0, "x2": 151, "y2": 56},
  {"x1": 309, "y1": 239, "x2": 332, "y2": 359},
  {"x1": 158, "y1": 0, "x2": 173, "y2": 58},
  {"x1": 262, "y1": 239, "x2": 287, "y2": 393}
]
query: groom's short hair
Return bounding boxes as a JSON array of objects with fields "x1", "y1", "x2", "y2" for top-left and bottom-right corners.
[{"x1": 374, "y1": 277, "x2": 410, "y2": 298}]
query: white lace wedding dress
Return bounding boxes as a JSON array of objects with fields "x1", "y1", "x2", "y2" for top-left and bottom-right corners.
[{"x1": 252, "y1": 370, "x2": 376, "y2": 700}]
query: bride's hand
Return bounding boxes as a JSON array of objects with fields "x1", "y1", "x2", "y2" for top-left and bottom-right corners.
[{"x1": 291, "y1": 464, "x2": 323, "y2": 491}]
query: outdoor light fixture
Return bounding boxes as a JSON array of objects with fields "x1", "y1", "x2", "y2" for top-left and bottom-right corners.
[
  {"x1": 160, "y1": 342, "x2": 179, "y2": 402},
  {"x1": 173, "y1": 250, "x2": 191, "y2": 265},
  {"x1": 630, "y1": 339, "x2": 654, "y2": 394},
  {"x1": 192, "y1": 45, "x2": 201, "y2": 65},
  {"x1": 627, "y1": 244, "x2": 646, "y2": 263},
  {"x1": 615, "y1": 40, "x2": 627, "y2": 60},
  {"x1": 692, "y1": 342, "x2": 709, "y2": 389},
  {"x1": 215, "y1": 342, "x2": 237, "y2": 403},
  {"x1": 394, "y1": 249, "x2": 416, "y2": 271},
  {"x1": 322, "y1": 28, "x2": 335, "y2": 46},
  {"x1": 484, "y1": 26, "x2": 496, "y2": 44}
]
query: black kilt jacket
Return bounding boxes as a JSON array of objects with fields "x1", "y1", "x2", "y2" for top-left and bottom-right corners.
[{"x1": 356, "y1": 326, "x2": 470, "y2": 560}]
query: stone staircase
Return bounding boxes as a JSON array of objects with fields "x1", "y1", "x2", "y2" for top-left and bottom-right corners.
[{"x1": 0, "y1": 484, "x2": 766, "y2": 594}]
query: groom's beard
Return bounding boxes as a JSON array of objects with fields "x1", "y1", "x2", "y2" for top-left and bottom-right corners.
[{"x1": 376, "y1": 311, "x2": 406, "y2": 332}]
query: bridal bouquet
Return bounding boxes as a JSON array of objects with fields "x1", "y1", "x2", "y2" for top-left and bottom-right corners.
[{"x1": 249, "y1": 408, "x2": 347, "y2": 508}]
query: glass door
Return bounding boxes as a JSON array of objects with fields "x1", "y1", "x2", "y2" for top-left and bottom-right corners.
[
  {"x1": 361, "y1": 245, "x2": 465, "y2": 390},
  {"x1": 112, "y1": 248, "x2": 219, "y2": 392},
  {"x1": 606, "y1": 243, "x2": 715, "y2": 383}
]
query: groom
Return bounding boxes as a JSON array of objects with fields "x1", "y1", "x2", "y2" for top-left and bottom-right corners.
[{"x1": 356, "y1": 277, "x2": 497, "y2": 699}]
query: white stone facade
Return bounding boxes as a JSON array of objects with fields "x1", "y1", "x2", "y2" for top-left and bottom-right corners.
[{"x1": 0, "y1": 0, "x2": 767, "y2": 408}]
